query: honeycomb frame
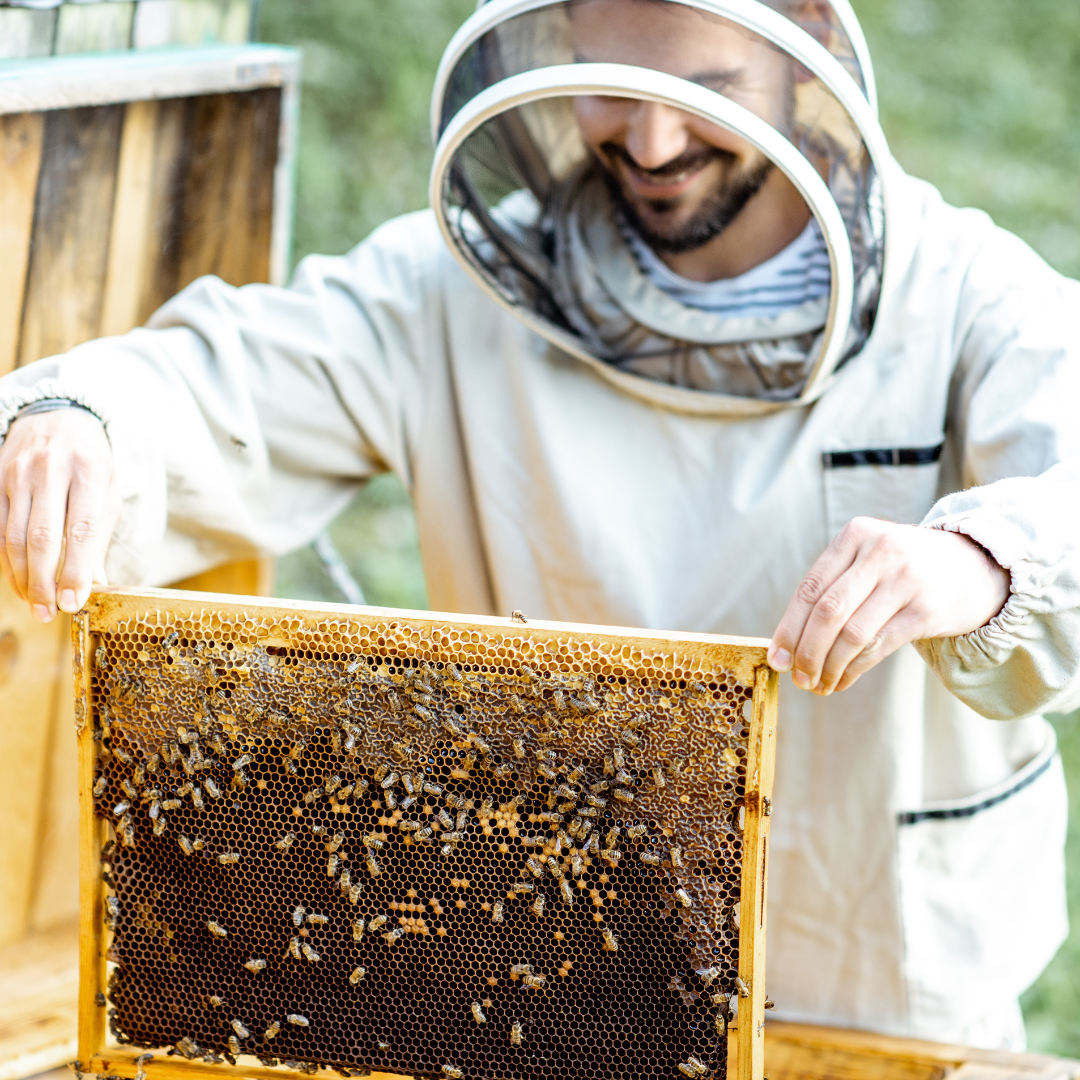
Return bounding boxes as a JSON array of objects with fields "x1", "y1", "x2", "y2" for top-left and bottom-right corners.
[{"x1": 74, "y1": 588, "x2": 778, "y2": 1080}]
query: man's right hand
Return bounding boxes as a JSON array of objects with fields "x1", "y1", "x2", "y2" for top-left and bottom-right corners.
[{"x1": 0, "y1": 408, "x2": 120, "y2": 623}]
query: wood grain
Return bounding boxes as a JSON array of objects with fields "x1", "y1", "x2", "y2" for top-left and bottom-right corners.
[
  {"x1": 18, "y1": 104, "x2": 125, "y2": 366},
  {"x1": 168, "y1": 558, "x2": 275, "y2": 597},
  {"x1": 0, "y1": 577, "x2": 70, "y2": 948},
  {"x1": 100, "y1": 99, "x2": 160, "y2": 339},
  {"x1": 0, "y1": 112, "x2": 44, "y2": 377}
]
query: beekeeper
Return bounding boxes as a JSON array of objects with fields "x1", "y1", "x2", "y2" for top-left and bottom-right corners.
[{"x1": 0, "y1": 0, "x2": 1076, "y2": 1050}]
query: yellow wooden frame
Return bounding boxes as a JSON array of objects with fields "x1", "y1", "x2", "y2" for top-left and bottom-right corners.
[{"x1": 74, "y1": 586, "x2": 778, "y2": 1080}]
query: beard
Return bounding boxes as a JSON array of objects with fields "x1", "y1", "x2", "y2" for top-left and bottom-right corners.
[{"x1": 599, "y1": 142, "x2": 775, "y2": 254}]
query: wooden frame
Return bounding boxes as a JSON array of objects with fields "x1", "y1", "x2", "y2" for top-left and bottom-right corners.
[{"x1": 74, "y1": 587, "x2": 779, "y2": 1080}]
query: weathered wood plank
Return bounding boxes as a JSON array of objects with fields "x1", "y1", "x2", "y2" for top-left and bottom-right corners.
[
  {"x1": 0, "y1": 112, "x2": 44, "y2": 377},
  {"x1": 18, "y1": 104, "x2": 125, "y2": 366}
]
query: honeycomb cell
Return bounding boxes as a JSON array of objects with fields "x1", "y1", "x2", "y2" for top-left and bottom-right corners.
[{"x1": 87, "y1": 608, "x2": 755, "y2": 1080}]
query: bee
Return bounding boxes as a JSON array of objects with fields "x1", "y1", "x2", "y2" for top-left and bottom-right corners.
[
  {"x1": 204, "y1": 778, "x2": 222, "y2": 799},
  {"x1": 349, "y1": 966, "x2": 367, "y2": 984},
  {"x1": 147, "y1": 753, "x2": 161, "y2": 774},
  {"x1": 423, "y1": 782, "x2": 443, "y2": 797},
  {"x1": 325, "y1": 774, "x2": 343, "y2": 795},
  {"x1": 439, "y1": 843, "x2": 454, "y2": 857},
  {"x1": 626, "y1": 823, "x2": 647, "y2": 841},
  {"x1": 545, "y1": 856, "x2": 562, "y2": 878},
  {"x1": 160, "y1": 798, "x2": 181, "y2": 811},
  {"x1": 286, "y1": 937, "x2": 301, "y2": 960},
  {"x1": 134, "y1": 1054, "x2": 154, "y2": 1069},
  {"x1": 605, "y1": 826, "x2": 621, "y2": 847},
  {"x1": 651, "y1": 765, "x2": 666, "y2": 790},
  {"x1": 328, "y1": 833, "x2": 345, "y2": 853},
  {"x1": 383, "y1": 927, "x2": 404, "y2": 944},
  {"x1": 511, "y1": 737, "x2": 526, "y2": 761},
  {"x1": 301, "y1": 943, "x2": 320, "y2": 963},
  {"x1": 470, "y1": 1002, "x2": 486, "y2": 1024},
  {"x1": 120, "y1": 778, "x2": 138, "y2": 800},
  {"x1": 275, "y1": 833, "x2": 296, "y2": 851},
  {"x1": 399, "y1": 794, "x2": 418, "y2": 810},
  {"x1": 307, "y1": 914, "x2": 328, "y2": 927},
  {"x1": 510, "y1": 963, "x2": 533, "y2": 976},
  {"x1": 365, "y1": 853, "x2": 381, "y2": 877},
  {"x1": 602, "y1": 928, "x2": 619, "y2": 952},
  {"x1": 95, "y1": 645, "x2": 108, "y2": 669},
  {"x1": 415, "y1": 826, "x2": 433, "y2": 843},
  {"x1": 310, "y1": 824, "x2": 326, "y2": 837},
  {"x1": 559, "y1": 880, "x2": 575, "y2": 907},
  {"x1": 441, "y1": 831, "x2": 464, "y2": 844},
  {"x1": 445, "y1": 793, "x2": 466, "y2": 810},
  {"x1": 734, "y1": 976, "x2": 750, "y2": 998},
  {"x1": 218, "y1": 850, "x2": 240, "y2": 865},
  {"x1": 231, "y1": 1019, "x2": 250, "y2": 1039},
  {"x1": 675, "y1": 888, "x2": 694, "y2": 908},
  {"x1": 398, "y1": 820, "x2": 421, "y2": 833},
  {"x1": 699, "y1": 966, "x2": 723, "y2": 986},
  {"x1": 232, "y1": 754, "x2": 253, "y2": 772},
  {"x1": 292, "y1": 905, "x2": 306, "y2": 926},
  {"x1": 287, "y1": 1014, "x2": 310, "y2": 1027},
  {"x1": 523, "y1": 973, "x2": 546, "y2": 990},
  {"x1": 614, "y1": 789, "x2": 634, "y2": 805},
  {"x1": 384, "y1": 790, "x2": 399, "y2": 810},
  {"x1": 530, "y1": 891, "x2": 546, "y2": 918},
  {"x1": 265, "y1": 1021, "x2": 281, "y2": 1040},
  {"x1": 679, "y1": 1058, "x2": 708, "y2": 1079},
  {"x1": 207, "y1": 921, "x2": 228, "y2": 938},
  {"x1": 243, "y1": 959, "x2": 266, "y2": 975},
  {"x1": 601, "y1": 849, "x2": 622, "y2": 868},
  {"x1": 510, "y1": 1021, "x2": 525, "y2": 1046},
  {"x1": 327, "y1": 854, "x2": 340, "y2": 877},
  {"x1": 670, "y1": 845, "x2": 684, "y2": 869},
  {"x1": 302, "y1": 786, "x2": 323, "y2": 804},
  {"x1": 369, "y1": 915, "x2": 388, "y2": 932},
  {"x1": 191, "y1": 786, "x2": 204, "y2": 811},
  {"x1": 228, "y1": 1036, "x2": 241, "y2": 1057},
  {"x1": 612, "y1": 747, "x2": 626, "y2": 771},
  {"x1": 376, "y1": 1040, "x2": 391, "y2": 1053},
  {"x1": 584, "y1": 832, "x2": 600, "y2": 857},
  {"x1": 512, "y1": 881, "x2": 534, "y2": 894},
  {"x1": 457, "y1": 809, "x2": 469, "y2": 830},
  {"x1": 526, "y1": 856, "x2": 545, "y2": 878},
  {"x1": 570, "y1": 854, "x2": 583, "y2": 877},
  {"x1": 400, "y1": 772, "x2": 416, "y2": 795},
  {"x1": 641, "y1": 852, "x2": 661, "y2": 866},
  {"x1": 105, "y1": 895, "x2": 121, "y2": 922},
  {"x1": 206, "y1": 995, "x2": 224, "y2": 1009},
  {"x1": 618, "y1": 729, "x2": 641, "y2": 748},
  {"x1": 578, "y1": 807, "x2": 599, "y2": 820},
  {"x1": 441, "y1": 1066, "x2": 462, "y2": 1080},
  {"x1": 178, "y1": 834, "x2": 195, "y2": 856},
  {"x1": 666, "y1": 756, "x2": 686, "y2": 777},
  {"x1": 153, "y1": 815, "x2": 167, "y2": 837},
  {"x1": 337, "y1": 783, "x2": 355, "y2": 800},
  {"x1": 339, "y1": 868, "x2": 352, "y2": 893},
  {"x1": 113, "y1": 800, "x2": 132, "y2": 818},
  {"x1": 93, "y1": 775, "x2": 109, "y2": 799},
  {"x1": 349, "y1": 883, "x2": 364, "y2": 905}
]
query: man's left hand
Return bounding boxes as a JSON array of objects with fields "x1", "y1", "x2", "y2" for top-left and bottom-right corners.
[{"x1": 768, "y1": 518, "x2": 1010, "y2": 695}]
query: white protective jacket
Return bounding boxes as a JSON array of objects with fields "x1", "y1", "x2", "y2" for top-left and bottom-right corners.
[{"x1": 1, "y1": 164, "x2": 1077, "y2": 1046}]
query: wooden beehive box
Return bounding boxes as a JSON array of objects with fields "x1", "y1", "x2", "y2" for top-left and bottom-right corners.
[
  {"x1": 73, "y1": 588, "x2": 779, "y2": 1080},
  {"x1": 0, "y1": 43, "x2": 297, "y2": 1080}
]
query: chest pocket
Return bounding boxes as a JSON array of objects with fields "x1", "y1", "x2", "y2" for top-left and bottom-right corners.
[{"x1": 823, "y1": 443, "x2": 944, "y2": 540}]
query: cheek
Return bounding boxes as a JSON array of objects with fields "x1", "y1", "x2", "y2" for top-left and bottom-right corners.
[
  {"x1": 572, "y1": 96, "x2": 629, "y2": 149},
  {"x1": 685, "y1": 114, "x2": 756, "y2": 159}
]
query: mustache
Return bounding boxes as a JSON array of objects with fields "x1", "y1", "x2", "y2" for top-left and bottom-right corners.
[{"x1": 599, "y1": 141, "x2": 736, "y2": 179}]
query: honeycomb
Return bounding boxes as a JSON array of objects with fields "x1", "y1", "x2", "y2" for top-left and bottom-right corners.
[{"x1": 79, "y1": 596, "x2": 765, "y2": 1080}]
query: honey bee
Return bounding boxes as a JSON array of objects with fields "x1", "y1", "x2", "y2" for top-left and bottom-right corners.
[
  {"x1": 398, "y1": 820, "x2": 422, "y2": 833},
  {"x1": 327, "y1": 854, "x2": 340, "y2": 877},
  {"x1": 232, "y1": 754, "x2": 253, "y2": 772},
  {"x1": 287, "y1": 1014, "x2": 310, "y2": 1027},
  {"x1": 641, "y1": 852, "x2": 661, "y2": 866},
  {"x1": 93, "y1": 776, "x2": 108, "y2": 798},
  {"x1": 570, "y1": 854, "x2": 583, "y2": 877},
  {"x1": 119, "y1": 778, "x2": 138, "y2": 800},
  {"x1": 578, "y1": 808, "x2": 598, "y2": 821},
  {"x1": 207, "y1": 921, "x2": 228, "y2": 938},
  {"x1": 231, "y1": 1019, "x2": 250, "y2": 1039},
  {"x1": 384, "y1": 790, "x2": 399, "y2": 810},
  {"x1": 400, "y1": 772, "x2": 416, "y2": 795},
  {"x1": 670, "y1": 845, "x2": 684, "y2": 869},
  {"x1": 614, "y1": 789, "x2": 634, "y2": 806},
  {"x1": 423, "y1": 781, "x2": 443, "y2": 797},
  {"x1": 651, "y1": 766, "x2": 666, "y2": 790},
  {"x1": 191, "y1": 787, "x2": 204, "y2": 811},
  {"x1": 95, "y1": 645, "x2": 108, "y2": 669},
  {"x1": 510, "y1": 1021, "x2": 525, "y2": 1046},
  {"x1": 243, "y1": 959, "x2": 266, "y2": 975},
  {"x1": 178, "y1": 834, "x2": 195, "y2": 856},
  {"x1": 349, "y1": 883, "x2": 364, "y2": 905},
  {"x1": 339, "y1": 869, "x2": 352, "y2": 892},
  {"x1": 379, "y1": 771, "x2": 399, "y2": 792},
  {"x1": 301, "y1": 943, "x2": 320, "y2": 963},
  {"x1": 399, "y1": 794, "x2": 417, "y2": 810},
  {"x1": 666, "y1": 756, "x2": 686, "y2": 777},
  {"x1": 415, "y1": 826, "x2": 433, "y2": 843},
  {"x1": 337, "y1": 783, "x2": 355, "y2": 800},
  {"x1": 538, "y1": 811, "x2": 562, "y2": 824},
  {"x1": 328, "y1": 833, "x2": 345, "y2": 853},
  {"x1": 228, "y1": 1036, "x2": 241, "y2": 1057},
  {"x1": 275, "y1": 833, "x2": 296, "y2": 851},
  {"x1": 383, "y1": 927, "x2": 404, "y2": 944},
  {"x1": 445, "y1": 793, "x2": 466, "y2": 810},
  {"x1": 441, "y1": 1066, "x2": 462, "y2": 1079},
  {"x1": 530, "y1": 892, "x2": 546, "y2": 918},
  {"x1": 349, "y1": 966, "x2": 367, "y2": 984},
  {"x1": 368, "y1": 915, "x2": 388, "y2": 932},
  {"x1": 612, "y1": 747, "x2": 626, "y2": 771},
  {"x1": 161, "y1": 798, "x2": 181, "y2": 811},
  {"x1": 287, "y1": 937, "x2": 301, "y2": 959},
  {"x1": 365, "y1": 853, "x2": 381, "y2": 877},
  {"x1": 307, "y1": 914, "x2": 329, "y2": 927},
  {"x1": 153, "y1": 816, "x2": 166, "y2": 837},
  {"x1": 526, "y1": 856, "x2": 545, "y2": 878},
  {"x1": 265, "y1": 1021, "x2": 281, "y2": 1040},
  {"x1": 559, "y1": 880, "x2": 575, "y2": 907},
  {"x1": 204, "y1": 778, "x2": 222, "y2": 799},
  {"x1": 602, "y1": 928, "x2": 619, "y2": 952},
  {"x1": 512, "y1": 881, "x2": 534, "y2": 894},
  {"x1": 436, "y1": 809, "x2": 454, "y2": 831},
  {"x1": 618, "y1": 729, "x2": 641, "y2": 748},
  {"x1": 584, "y1": 833, "x2": 600, "y2": 857},
  {"x1": 376, "y1": 1040, "x2": 391, "y2": 1053},
  {"x1": 134, "y1": 1054, "x2": 154, "y2": 1069},
  {"x1": 734, "y1": 976, "x2": 750, "y2": 998},
  {"x1": 522, "y1": 973, "x2": 546, "y2": 990},
  {"x1": 604, "y1": 826, "x2": 620, "y2": 846},
  {"x1": 331, "y1": 728, "x2": 343, "y2": 754},
  {"x1": 113, "y1": 800, "x2": 132, "y2": 818},
  {"x1": 147, "y1": 752, "x2": 161, "y2": 774},
  {"x1": 675, "y1": 888, "x2": 694, "y2": 908},
  {"x1": 602, "y1": 849, "x2": 622, "y2": 868},
  {"x1": 489, "y1": 901, "x2": 505, "y2": 924},
  {"x1": 441, "y1": 831, "x2": 464, "y2": 844},
  {"x1": 310, "y1": 824, "x2": 326, "y2": 837},
  {"x1": 292, "y1": 905, "x2": 306, "y2": 926},
  {"x1": 206, "y1": 995, "x2": 224, "y2": 1008},
  {"x1": 545, "y1": 856, "x2": 561, "y2": 878}
]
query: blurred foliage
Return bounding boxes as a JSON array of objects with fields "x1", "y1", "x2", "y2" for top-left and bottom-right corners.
[{"x1": 259, "y1": 0, "x2": 1080, "y2": 1052}]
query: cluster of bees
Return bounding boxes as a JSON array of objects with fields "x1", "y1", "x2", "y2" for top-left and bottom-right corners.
[{"x1": 91, "y1": 628, "x2": 746, "y2": 1080}]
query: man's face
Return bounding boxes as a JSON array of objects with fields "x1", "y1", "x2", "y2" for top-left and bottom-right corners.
[{"x1": 569, "y1": 0, "x2": 795, "y2": 254}]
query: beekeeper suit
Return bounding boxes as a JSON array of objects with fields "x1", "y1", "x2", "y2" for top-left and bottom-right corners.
[{"x1": 0, "y1": 0, "x2": 1077, "y2": 1050}]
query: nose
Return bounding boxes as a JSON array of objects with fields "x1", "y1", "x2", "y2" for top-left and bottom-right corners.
[{"x1": 623, "y1": 101, "x2": 692, "y2": 170}]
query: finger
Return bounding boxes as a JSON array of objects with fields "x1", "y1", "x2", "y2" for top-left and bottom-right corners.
[
  {"x1": 769, "y1": 529, "x2": 862, "y2": 673},
  {"x1": 814, "y1": 581, "x2": 912, "y2": 694},
  {"x1": 2, "y1": 480, "x2": 34, "y2": 603},
  {"x1": 0, "y1": 481, "x2": 15, "y2": 595},
  {"x1": 23, "y1": 475, "x2": 72, "y2": 622},
  {"x1": 56, "y1": 465, "x2": 115, "y2": 613},
  {"x1": 830, "y1": 607, "x2": 929, "y2": 693}
]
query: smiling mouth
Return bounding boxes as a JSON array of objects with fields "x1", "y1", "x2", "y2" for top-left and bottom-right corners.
[{"x1": 601, "y1": 142, "x2": 732, "y2": 203}]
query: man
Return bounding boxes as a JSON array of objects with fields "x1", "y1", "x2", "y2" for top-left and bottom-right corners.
[{"x1": 1, "y1": 0, "x2": 1077, "y2": 1048}]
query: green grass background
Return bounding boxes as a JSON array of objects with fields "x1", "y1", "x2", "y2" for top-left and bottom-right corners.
[{"x1": 258, "y1": 0, "x2": 1080, "y2": 1052}]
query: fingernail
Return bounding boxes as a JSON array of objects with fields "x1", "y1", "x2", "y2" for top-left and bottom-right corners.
[
  {"x1": 768, "y1": 646, "x2": 792, "y2": 672},
  {"x1": 792, "y1": 669, "x2": 811, "y2": 691},
  {"x1": 33, "y1": 604, "x2": 55, "y2": 623},
  {"x1": 58, "y1": 589, "x2": 78, "y2": 612}
]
